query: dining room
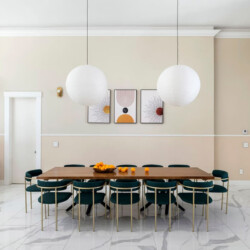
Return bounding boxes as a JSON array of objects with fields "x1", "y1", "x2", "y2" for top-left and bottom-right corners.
[{"x1": 0, "y1": 0, "x2": 250, "y2": 249}]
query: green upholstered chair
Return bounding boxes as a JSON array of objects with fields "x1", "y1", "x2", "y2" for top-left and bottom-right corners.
[
  {"x1": 73, "y1": 180, "x2": 106, "y2": 232},
  {"x1": 168, "y1": 164, "x2": 191, "y2": 184},
  {"x1": 210, "y1": 170, "x2": 229, "y2": 214},
  {"x1": 89, "y1": 164, "x2": 110, "y2": 185},
  {"x1": 178, "y1": 180, "x2": 213, "y2": 232},
  {"x1": 145, "y1": 180, "x2": 177, "y2": 232},
  {"x1": 110, "y1": 180, "x2": 141, "y2": 232},
  {"x1": 116, "y1": 164, "x2": 137, "y2": 182},
  {"x1": 25, "y1": 169, "x2": 43, "y2": 213},
  {"x1": 64, "y1": 164, "x2": 85, "y2": 182},
  {"x1": 37, "y1": 180, "x2": 72, "y2": 231}
]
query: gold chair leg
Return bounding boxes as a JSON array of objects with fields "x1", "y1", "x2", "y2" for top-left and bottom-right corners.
[
  {"x1": 105, "y1": 184, "x2": 107, "y2": 218},
  {"x1": 30, "y1": 192, "x2": 32, "y2": 209},
  {"x1": 202, "y1": 205, "x2": 204, "y2": 216},
  {"x1": 226, "y1": 181, "x2": 229, "y2": 214},
  {"x1": 176, "y1": 185, "x2": 179, "y2": 220},
  {"x1": 78, "y1": 191, "x2": 81, "y2": 232},
  {"x1": 207, "y1": 190, "x2": 209, "y2": 232},
  {"x1": 192, "y1": 191, "x2": 195, "y2": 232},
  {"x1": 41, "y1": 190, "x2": 43, "y2": 231},
  {"x1": 72, "y1": 189, "x2": 74, "y2": 219},
  {"x1": 93, "y1": 190, "x2": 95, "y2": 232},
  {"x1": 48, "y1": 204, "x2": 49, "y2": 216},
  {"x1": 155, "y1": 190, "x2": 157, "y2": 232},
  {"x1": 109, "y1": 184, "x2": 112, "y2": 220},
  {"x1": 131, "y1": 189, "x2": 133, "y2": 232},
  {"x1": 55, "y1": 190, "x2": 58, "y2": 231},
  {"x1": 143, "y1": 184, "x2": 146, "y2": 218},
  {"x1": 116, "y1": 191, "x2": 119, "y2": 232},
  {"x1": 169, "y1": 191, "x2": 171, "y2": 232},
  {"x1": 25, "y1": 180, "x2": 27, "y2": 213}
]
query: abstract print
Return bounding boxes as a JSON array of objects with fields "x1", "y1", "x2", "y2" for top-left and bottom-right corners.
[
  {"x1": 115, "y1": 89, "x2": 137, "y2": 124},
  {"x1": 140, "y1": 89, "x2": 164, "y2": 124},
  {"x1": 88, "y1": 90, "x2": 111, "y2": 123}
]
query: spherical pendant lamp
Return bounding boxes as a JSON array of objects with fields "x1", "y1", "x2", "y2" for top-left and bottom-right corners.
[
  {"x1": 157, "y1": 0, "x2": 200, "y2": 107},
  {"x1": 66, "y1": 0, "x2": 107, "y2": 106},
  {"x1": 66, "y1": 65, "x2": 107, "y2": 106},
  {"x1": 157, "y1": 65, "x2": 200, "y2": 106}
]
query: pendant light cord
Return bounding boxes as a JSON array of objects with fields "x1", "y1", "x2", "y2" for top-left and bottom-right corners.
[
  {"x1": 86, "y1": 0, "x2": 89, "y2": 65},
  {"x1": 177, "y1": 0, "x2": 179, "y2": 65}
]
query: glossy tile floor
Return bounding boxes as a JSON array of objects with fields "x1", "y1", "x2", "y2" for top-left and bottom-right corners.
[{"x1": 0, "y1": 182, "x2": 250, "y2": 250}]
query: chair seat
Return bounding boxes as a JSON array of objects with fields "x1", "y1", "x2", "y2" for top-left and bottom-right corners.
[
  {"x1": 209, "y1": 184, "x2": 227, "y2": 193},
  {"x1": 146, "y1": 192, "x2": 176, "y2": 205},
  {"x1": 38, "y1": 192, "x2": 72, "y2": 204},
  {"x1": 26, "y1": 184, "x2": 41, "y2": 192},
  {"x1": 110, "y1": 193, "x2": 140, "y2": 205},
  {"x1": 74, "y1": 192, "x2": 105, "y2": 205},
  {"x1": 179, "y1": 192, "x2": 213, "y2": 205}
]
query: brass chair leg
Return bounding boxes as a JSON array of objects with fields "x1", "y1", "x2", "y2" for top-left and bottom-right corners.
[
  {"x1": 48, "y1": 204, "x2": 49, "y2": 217},
  {"x1": 109, "y1": 184, "x2": 112, "y2": 220},
  {"x1": 45, "y1": 204, "x2": 47, "y2": 219},
  {"x1": 55, "y1": 189, "x2": 58, "y2": 231},
  {"x1": 78, "y1": 191, "x2": 81, "y2": 232},
  {"x1": 72, "y1": 189, "x2": 74, "y2": 219},
  {"x1": 116, "y1": 191, "x2": 119, "y2": 232},
  {"x1": 176, "y1": 186, "x2": 179, "y2": 220},
  {"x1": 131, "y1": 189, "x2": 133, "y2": 232},
  {"x1": 93, "y1": 190, "x2": 95, "y2": 232},
  {"x1": 155, "y1": 189, "x2": 157, "y2": 232},
  {"x1": 105, "y1": 184, "x2": 107, "y2": 218},
  {"x1": 169, "y1": 191, "x2": 171, "y2": 232},
  {"x1": 202, "y1": 205, "x2": 204, "y2": 216},
  {"x1": 143, "y1": 184, "x2": 146, "y2": 218},
  {"x1": 192, "y1": 190, "x2": 195, "y2": 232},
  {"x1": 207, "y1": 190, "x2": 209, "y2": 232},
  {"x1": 41, "y1": 189, "x2": 43, "y2": 231},
  {"x1": 30, "y1": 192, "x2": 32, "y2": 209},
  {"x1": 226, "y1": 181, "x2": 229, "y2": 214},
  {"x1": 25, "y1": 180, "x2": 27, "y2": 213}
]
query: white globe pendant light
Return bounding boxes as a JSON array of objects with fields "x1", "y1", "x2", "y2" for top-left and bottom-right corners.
[
  {"x1": 66, "y1": 0, "x2": 107, "y2": 106},
  {"x1": 157, "y1": 0, "x2": 200, "y2": 107}
]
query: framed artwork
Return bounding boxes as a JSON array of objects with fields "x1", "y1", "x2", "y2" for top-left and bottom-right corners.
[
  {"x1": 140, "y1": 89, "x2": 164, "y2": 124},
  {"x1": 114, "y1": 89, "x2": 137, "y2": 124},
  {"x1": 88, "y1": 90, "x2": 111, "y2": 123}
]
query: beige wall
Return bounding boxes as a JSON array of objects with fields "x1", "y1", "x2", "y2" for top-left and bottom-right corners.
[
  {"x1": 0, "y1": 36, "x2": 249, "y2": 181},
  {"x1": 214, "y1": 39, "x2": 250, "y2": 179}
]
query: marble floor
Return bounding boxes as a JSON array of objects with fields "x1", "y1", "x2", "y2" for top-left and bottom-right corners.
[{"x1": 0, "y1": 182, "x2": 250, "y2": 250}]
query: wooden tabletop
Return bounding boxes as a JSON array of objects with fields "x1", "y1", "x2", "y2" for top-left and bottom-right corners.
[{"x1": 37, "y1": 167, "x2": 214, "y2": 180}]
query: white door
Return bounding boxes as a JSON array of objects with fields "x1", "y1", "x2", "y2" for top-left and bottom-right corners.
[{"x1": 12, "y1": 98, "x2": 36, "y2": 183}]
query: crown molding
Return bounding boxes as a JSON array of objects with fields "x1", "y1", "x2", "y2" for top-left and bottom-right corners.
[
  {"x1": 0, "y1": 26, "x2": 220, "y2": 37},
  {"x1": 216, "y1": 29, "x2": 250, "y2": 38}
]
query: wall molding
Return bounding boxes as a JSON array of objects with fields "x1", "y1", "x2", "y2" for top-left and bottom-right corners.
[
  {"x1": 216, "y1": 29, "x2": 250, "y2": 38},
  {"x1": 41, "y1": 134, "x2": 250, "y2": 137},
  {"x1": 0, "y1": 26, "x2": 220, "y2": 37}
]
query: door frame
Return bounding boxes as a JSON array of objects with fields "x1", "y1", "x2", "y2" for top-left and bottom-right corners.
[{"x1": 4, "y1": 92, "x2": 42, "y2": 185}]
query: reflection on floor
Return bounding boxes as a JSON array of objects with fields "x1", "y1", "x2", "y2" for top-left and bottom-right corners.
[{"x1": 0, "y1": 182, "x2": 250, "y2": 250}]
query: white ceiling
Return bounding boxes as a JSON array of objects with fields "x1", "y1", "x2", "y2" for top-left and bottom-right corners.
[{"x1": 0, "y1": 0, "x2": 249, "y2": 29}]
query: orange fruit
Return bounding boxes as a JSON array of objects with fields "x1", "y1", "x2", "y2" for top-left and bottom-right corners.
[
  {"x1": 131, "y1": 167, "x2": 136, "y2": 173},
  {"x1": 145, "y1": 167, "x2": 150, "y2": 172},
  {"x1": 121, "y1": 168, "x2": 127, "y2": 173},
  {"x1": 124, "y1": 167, "x2": 128, "y2": 172},
  {"x1": 118, "y1": 167, "x2": 122, "y2": 172}
]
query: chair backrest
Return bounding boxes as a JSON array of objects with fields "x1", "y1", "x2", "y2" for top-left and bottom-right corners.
[
  {"x1": 89, "y1": 165, "x2": 95, "y2": 167},
  {"x1": 168, "y1": 164, "x2": 190, "y2": 168},
  {"x1": 146, "y1": 180, "x2": 177, "y2": 191},
  {"x1": 110, "y1": 180, "x2": 140, "y2": 191},
  {"x1": 73, "y1": 180, "x2": 105, "y2": 190},
  {"x1": 182, "y1": 180, "x2": 213, "y2": 191},
  {"x1": 64, "y1": 164, "x2": 85, "y2": 167},
  {"x1": 25, "y1": 169, "x2": 43, "y2": 181},
  {"x1": 116, "y1": 164, "x2": 137, "y2": 168},
  {"x1": 212, "y1": 170, "x2": 229, "y2": 182},
  {"x1": 142, "y1": 164, "x2": 163, "y2": 168},
  {"x1": 37, "y1": 180, "x2": 70, "y2": 190}
]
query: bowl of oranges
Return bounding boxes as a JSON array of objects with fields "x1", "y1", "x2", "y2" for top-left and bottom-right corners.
[{"x1": 93, "y1": 162, "x2": 116, "y2": 173}]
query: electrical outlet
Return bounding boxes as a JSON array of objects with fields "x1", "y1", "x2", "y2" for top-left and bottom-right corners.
[
  {"x1": 240, "y1": 169, "x2": 244, "y2": 175},
  {"x1": 53, "y1": 141, "x2": 59, "y2": 148},
  {"x1": 243, "y1": 142, "x2": 249, "y2": 148}
]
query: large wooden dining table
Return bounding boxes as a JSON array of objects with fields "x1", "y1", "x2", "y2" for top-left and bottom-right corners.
[
  {"x1": 37, "y1": 166, "x2": 214, "y2": 180},
  {"x1": 37, "y1": 166, "x2": 214, "y2": 214}
]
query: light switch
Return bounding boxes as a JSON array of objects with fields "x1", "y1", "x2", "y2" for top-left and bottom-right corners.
[
  {"x1": 240, "y1": 169, "x2": 244, "y2": 175},
  {"x1": 53, "y1": 141, "x2": 59, "y2": 148},
  {"x1": 243, "y1": 142, "x2": 249, "y2": 148}
]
